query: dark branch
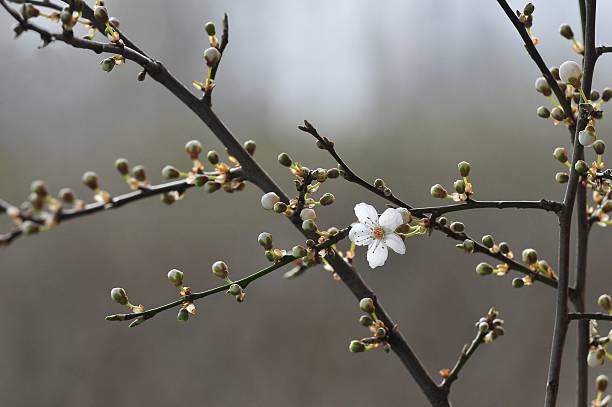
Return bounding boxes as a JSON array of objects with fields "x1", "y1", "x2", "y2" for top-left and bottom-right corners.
[
  {"x1": 596, "y1": 46, "x2": 612, "y2": 57},
  {"x1": 440, "y1": 331, "x2": 485, "y2": 390},
  {"x1": 569, "y1": 312, "x2": 612, "y2": 322}
]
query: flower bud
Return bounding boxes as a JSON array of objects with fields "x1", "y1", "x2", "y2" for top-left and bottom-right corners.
[
  {"x1": 522, "y1": 248, "x2": 538, "y2": 264},
  {"x1": 82, "y1": 171, "x2": 99, "y2": 190},
  {"x1": 523, "y1": 2, "x2": 534, "y2": 15},
  {"x1": 499, "y1": 242, "x2": 510, "y2": 254},
  {"x1": 588, "y1": 348, "x2": 605, "y2": 367},
  {"x1": 212, "y1": 261, "x2": 228, "y2": 279},
  {"x1": 458, "y1": 161, "x2": 471, "y2": 177},
  {"x1": 430, "y1": 184, "x2": 447, "y2": 199},
  {"x1": 327, "y1": 168, "x2": 340, "y2": 179},
  {"x1": 185, "y1": 140, "x2": 202, "y2": 160},
  {"x1": 553, "y1": 147, "x2": 568, "y2": 163},
  {"x1": 593, "y1": 140, "x2": 606, "y2": 155},
  {"x1": 193, "y1": 175, "x2": 207, "y2": 187},
  {"x1": 302, "y1": 219, "x2": 317, "y2": 232},
  {"x1": 374, "y1": 178, "x2": 385, "y2": 189},
  {"x1": 438, "y1": 217, "x2": 447, "y2": 226},
  {"x1": 559, "y1": 61, "x2": 582, "y2": 86},
  {"x1": 481, "y1": 235, "x2": 494, "y2": 249},
  {"x1": 21, "y1": 221, "x2": 39, "y2": 235},
  {"x1": 21, "y1": 3, "x2": 40, "y2": 18},
  {"x1": 453, "y1": 179, "x2": 465, "y2": 194},
  {"x1": 603, "y1": 88, "x2": 612, "y2": 102},
  {"x1": 114, "y1": 158, "x2": 129, "y2": 176},
  {"x1": 300, "y1": 208, "x2": 316, "y2": 221},
  {"x1": 550, "y1": 67, "x2": 560, "y2": 80},
  {"x1": 227, "y1": 284, "x2": 242, "y2": 296},
  {"x1": 578, "y1": 129, "x2": 596, "y2": 147},
  {"x1": 205, "y1": 181, "x2": 221, "y2": 193},
  {"x1": 397, "y1": 207, "x2": 412, "y2": 224},
  {"x1": 459, "y1": 239, "x2": 475, "y2": 253},
  {"x1": 292, "y1": 245, "x2": 307, "y2": 258},
  {"x1": 132, "y1": 165, "x2": 147, "y2": 182},
  {"x1": 204, "y1": 47, "x2": 221, "y2": 67},
  {"x1": 478, "y1": 321, "x2": 489, "y2": 333},
  {"x1": 597, "y1": 374, "x2": 609, "y2": 392},
  {"x1": 30, "y1": 180, "x2": 48, "y2": 197},
  {"x1": 110, "y1": 287, "x2": 128, "y2": 305},
  {"x1": 207, "y1": 150, "x2": 219, "y2": 164},
  {"x1": 93, "y1": 5, "x2": 108, "y2": 23},
  {"x1": 167, "y1": 269, "x2": 184, "y2": 287},
  {"x1": 349, "y1": 340, "x2": 366, "y2": 353},
  {"x1": 277, "y1": 153, "x2": 292, "y2": 167},
  {"x1": 273, "y1": 202, "x2": 287, "y2": 213},
  {"x1": 537, "y1": 106, "x2": 550, "y2": 118},
  {"x1": 177, "y1": 308, "x2": 189, "y2": 322},
  {"x1": 244, "y1": 140, "x2": 256, "y2": 155},
  {"x1": 559, "y1": 24, "x2": 574, "y2": 39},
  {"x1": 555, "y1": 172, "x2": 569, "y2": 183},
  {"x1": 574, "y1": 160, "x2": 589, "y2": 176},
  {"x1": 160, "y1": 165, "x2": 180, "y2": 179},
  {"x1": 257, "y1": 232, "x2": 273, "y2": 250},
  {"x1": 319, "y1": 193, "x2": 335, "y2": 206},
  {"x1": 535, "y1": 77, "x2": 552, "y2": 96},
  {"x1": 58, "y1": 188, "x2": 75, "y2": 204},
  {"x1": 476, "y1": 262, "x2": 493, "y2": 276},
  {"x1": 100, "y1": 58, "x2": 115, "y2": 72},
  {"x1": 591, "y1": 90, "x2": 600, "y2": 101},
  {"x1": 551, "y1": 107, "x2": 566, "y2": 121},
  {"x1": 204, "y1": 22, "x2": 216, "y2": 36},
  {"x1": 598, "y1": 294, "x2": 612, "y2": 312},
  {"x1": 261, "y1": 192, "x2": 280, "y2": 210},
  {"x1": 450, "y1": 222, "x2": 465, "y2": 233},
  {"x1": 512, "y1": 278, "x2": 525, "y2": 288},
  {"x1": 359, "y1": 297, "x2": 375, "y2": 314},
  {"x1": 161, "y1": 192, "x2": 176, "y2": 205},
  {"x1": 108, "y1": 16, "x2": 120, "y2": 27}
]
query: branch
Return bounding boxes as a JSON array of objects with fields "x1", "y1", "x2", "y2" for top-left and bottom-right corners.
[
  {"x1": 596, "y1": 46, "x2": 612, "y2": 57},
  {"x1": 107, "y1": 227, "x2": 350, "y2": 324},
  {"x1": 441, "y1": 331, "x2": 485, "y2": 390},
  {"x1": 411, "y1": 199, "x2": 562, "y2": 217},
  {"x1": 569, "y1": 312, "x2": 612, "y2": 322}
]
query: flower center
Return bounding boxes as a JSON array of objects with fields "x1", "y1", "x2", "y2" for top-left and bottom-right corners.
[{"x1": 372, "y1": 226, "x2": 385, "y2": 240}]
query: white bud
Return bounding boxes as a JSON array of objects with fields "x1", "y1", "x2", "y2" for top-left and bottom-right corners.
[
  {"x1": 300, "y1": 208, "x2": 316, "y2": 221},
  {"x1": 396, "y1": 207, "x2": 412, "y2": 224},
  {"x1": 587, "y1": 348, "x2": 605, "y2": 367},
  {"x1": 204, "y1": 47, "x2": 221, "y2": 67},
  {"x1": 261, "y1": 192, "x2": 280, "y2": 210},
  {"x1": 559, "y1": 61, "x2": 582, "y2": 84},
  {"x1": 578, "y1": 129, "x2": 596, "y2": 147}
]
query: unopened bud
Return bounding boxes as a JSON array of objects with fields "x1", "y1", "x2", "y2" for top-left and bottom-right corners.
[
  {"x1": 302, "y1": 219, "x2": 317, "y2": 232},
  {"x1": 185, "y1": 140, "x2": 202, "y2": 160},
  {"x1": 273, "y1": 202, "x2": 287, "y2": 213},
  {"x1": 482, "y1": 235, "x2": 494, "y2": 249},
  {"x1": 602, "y1": 88, "x2": 612, "y2": 102},
  {"x1": 535, "y1": 77, "x2": 552, "y2": 96},
  {"x1": 82, "y1": 171, "x2": 99, "y2": 190},
  {"x1": 555, "y1": 172, "x2": 569, "y2": 183},
  {"x1": 374, "y1": 178, "x2": 385, "y2": 189},
  {"x1": 100, "y1": 58, "x2": 115, "y2": 72},
  {"x1": 167, "y1": 269, "x2": 184, "y2": 287},
  {"x1": 559, "y1": 61, "x2": 582, "y2": 86},
  {"x1": 593, "y1": 140, "x2": 606, "y2": 155},
  {"x1": 30, "y1": 180, "x2": 48, "y2": 197},
  {"x1": 58, "y1": 188, "x2": 75, "y2": 204},
  {"x1": 454, "y1": 179, "x2": 465, "y2": 194},
  {"x1": 114, "y1": 158, "x2": 129, "y2": 176},
  {"x1": 574, "y1": 160, "x2": 589, "y2": 176},
  {"x1": 257, "y1": 232, "x2": 273, "y2": 250},
  {"x1": 207, "y1": 150, "x2": 219, "y2": 164},
  {"x1": 292, "y1": 245, "x2": 307, "y2": 258},
  {"x1": 457, "y1": 161, "x2": 471, "y2": 177},
  {"x1": 597, "y1": 374, "x2": 609, "y2": 392},
  {"x1": 319, "y1": 193, "x2": 335, "y2": 206},
  {"x1": 512, "y1": 278, "x2": 525, "y2": 288},
  {"x1": 93, "y1": 5, "x2": 108, "y2": 23},
  {"x1": 591, "y1": 90, "x2": 600, "y2": 101},
  {"x1": 450, "y1": 222, "x2": 465, "y2": 233},
  {"x1": 578, "y1": 129, "x2": 596, "y2": 147},
  {"x1": 430, "y1": 184, "x2": 447, "y2": 199},
  {"x1": 553, "y1": 147, "x2": 568, "y2": 163},
  {"x1": 244, "y1": 140, "x2": 256, "y2": 155},
  {"x1": 204, "y1": 22, "x2": 216, "y2": 36},
  {"x1": 261, "y1": 192, "x2": 280, "y2": 210},
  {"x1": 21, "y1": 3, "x2": 40, "y2": 19},
  {"x1": 522, "y1": 248, "x2": 538, "y2": 264},
  {"x1": 227, "y1": 284, "x2": 242, "y2": 296},
  {"x1": 598, "y1": 294, "x2": 612, "y2": 311},
  {"x1": 349, "y1": 340, "x2": 366, "y2": 353},
  {"x1": 359, "y1": 315, "x2": 373, "y2": 326},
  {"x1": 212, "y1": 261, "x2": 229, "y2": 279},
  {"x1": 278, "y1": 153, "x2": 292, "y2": 167},
  {"x1": 476, "y1": 262, "x2": 493, "y2": 276},
  {"x1": 537, "y1": 106, "x2": 550, "y2": 118},
  {"x1": 359, "y1": 297, "x2": 375, "y2": 314},
  {"x1": 132, "y1": 165, "x2": 147, "y2": 182},
  {"x1": 161, "y1": 165, "x2": 180, "y2": 179},
  {"x1": 177, "y1": 308, "x2": 189, "y2": 322},
  {"x1": 523, "y1": 2, "x2": 534, "y2": 15},
  {"x1": 327, "y1": 168, "x2": 340, "y2": 179},
  {"x1": 300, "y1": 208, "x2": 316, "y2": 221},
  {"x1": 559, "y1": 24, "x2": 574, "y2": 39},
  {"x1": 110, "y1": 287, "x2": 128, "y2": 305},
  {"x1": 203, "y1": 47, "x2": 221, "y2": 67},
  {"x1": 551, "y1": 107, "x2": 566, "y2": 121}
]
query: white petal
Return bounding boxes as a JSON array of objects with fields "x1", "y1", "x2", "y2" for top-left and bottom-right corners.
[
  {"x1": 349, "y1": 223, "x2": 374, "y2": 246},
  {"x1": 354, "y1": 203, "x2": 379, "y2": 227},
  {"x1": 378, "y1": 208, "x2": 403, "y2": 231},
  {"x1": 384, "y1": 233, "x2": 406, "y2": 254},
  {"x1": 367, "y1": 240, "x2": 388, "y2": 269}
]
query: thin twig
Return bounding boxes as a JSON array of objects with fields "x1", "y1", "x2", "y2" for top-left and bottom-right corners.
[
  {"x1": 440, "y1": 331, "x2": 486, "y2": 390},
  {"x1": 569, "y1": 312, "x2": 612, "y2": 322}
]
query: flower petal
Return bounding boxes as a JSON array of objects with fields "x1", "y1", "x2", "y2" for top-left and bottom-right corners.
[
  {"x1": 384, "y1": 233, "x2": 406, "y2": 254},
  {"x1": 349, "y1": 223, "x2": 374, "y2": 246},
  {"x1": 378, "y1": 208, "x2": 403, "y2": 231},
  {"x1": 367, "y1": 240, "x2": 388, "y2": 269},
  {"x1": 354, "y1": 203, "x2": 379, "y2": 227}
]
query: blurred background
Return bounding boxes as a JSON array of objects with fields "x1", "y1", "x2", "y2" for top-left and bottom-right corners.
[{"x1": 1, "y1": 0, "x2": 612, "y2": 405}]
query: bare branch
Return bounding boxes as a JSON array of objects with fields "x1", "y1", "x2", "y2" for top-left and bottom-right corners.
[{"x1": 569, "y1": 312, "x2": 612, "y2": 322}]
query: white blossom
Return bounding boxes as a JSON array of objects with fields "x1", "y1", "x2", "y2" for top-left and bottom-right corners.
[
  {"x1": 300, "y1": 208, "x2": 316, "y2": 220},
  {"x1": 559, "y1": 61, "x2": 582, "y2": 84},
  {"x1": 349, "y1": 203, "x2": 405, "y2": 269},
  {"x1": 261, "y1": 192, "x2": 280, "y2": 210},
  {"x1": 578, "y1": 129, "x2": 596, "y2": 147}
]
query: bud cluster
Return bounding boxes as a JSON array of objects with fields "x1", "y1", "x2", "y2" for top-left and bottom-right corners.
[
  {"x1": 475, "y1": 307, "x2": 505, "y2": 344},
  {"x1": 349, "y1": 297, "x2": 390, "y2": 353},
  {"x1": 430, "y1": 161, "x2": 473, "y2": 202},
  {"x1": 587, "y1": 320, "x2": 612, "y2": 369}
]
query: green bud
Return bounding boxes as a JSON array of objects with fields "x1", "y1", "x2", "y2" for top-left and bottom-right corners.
[
  {"x1": 476, "y1": 262, "x2": 494, "y2": 276},
  {"x1": 21, "y1": 221, "x2": 40, "y2": 235},
  {"x1": 481, "y1": 235, "x2": 495, "y2": 249},
  {"x1": 522, "y1": 248, "x2": 538, "y2": 264},
  {"x1": 277, "y1": 153, "x2": 292, "y2": 167},
  {"x1": 273, "y1": 202, "x2": 287, "y2": 213},
  {"x1": 349, "y1": 340, "x2": 366, "y2": 353},
  {"x1": 359, "y1": 315, "x2": 373, "y2": 326},
  {"x1": 555, "y1": 172, "x2": 569, "y2": 183},
  {"x1": 212, "y1": 260, "x2": 229, "y2": 279},
  {"x1": 161, "y1": 165, "x2": 180, "y2": 179},
  {"x1": 161, "y1": 192, "x2": 176, "y2": 205},
  {"x1": 551, "y1": 107, "x2": 566, "y2": 121},
  {"x1": 574, "y1": 160, "x2": 589, "y2": 176},
  {"x1": 523, "y1": 2, "x2": 535, "y2": 15},
  {"x1": 598, "y1": 294, "x2": 611, "y2": 311},
  {"x1": 559, "y1": 24, "x2": 574, "y2": 39},
  {"x1": 167, "y1": 269, "x2": 184, "y2": 287},
  {"x1": 207, "y1": 150, "x2": 219, "y2": 165},
  {"x1": 590, "y1": 90, "x2": 600, "y2": 101},
  {"x1": 478, "y1": 322, "x2": 489, "y2": 333},
  {"x1": 535, "y1": 77, "x2": 552, "y2": 96},
  {"x1": 597, "y1": 374, "x2": 609, "y2": 392},
  {"x1": 82, "y1": 171, "x2": 99, "y2": 190},
  {"x1": 177, "y1": 308, "x2": 189, "y2": 322},
  {"x1": 185, "y1": 140, "x2": 203, "y2": 160},
  {"x1": 458, "y1": 161, "x2": 471, "y2": 177},
  {"x1": 302, "y1": 219, "x2": 317, "y2": 232},
  {"x1": 205, "y1": 181, "x2": 221, "y2": 193},
  {"x1": 461, "y1": 239, "x2": 475, "y2": 253},
  {"x1": 593, "y1": 140, "x2": 606, "y2": 155},
  {"x1": 21, "y1": 3, "x2": 40, "y2": 19},
  {"x1": 114, "y1": 158, "x2": 129, "y2": 176},
  {"x1": 264, "y1": 250, "x2": 276, "y2": 262},
  {"x1": 58, "y1": 188, "x2": 75, "y2": 204},
  {"x1": 244, "y1": 140, "x2": 256, "y2": 156},
  {"x1": 132, "y1": 165, "x2": 147, "y2": 182},
  {"x1": 319, "y1": 193, "x2": 335, "y2": 206},
  {"x1": 327, "y1": 168, "x2": 340, "y2": 179},
  {"x1": 314, "y1": 168, "x2": 327, "y2": 183},
  {"x1": 110, "y1": 287, "x2": 128, "y2": 305},
  {"x1": 204, "y1": 21, "x2": 216, "y2": 36},
  {"x1": 454, "y1": 179, "x2": 465, "y2": 194},
  {"x1": 512, "y1": 278, "x2": 525, "y2": 288},
  {"x1": 450, "y1": 222, "x2": 465, "y2": 233},
  {"x1": 193, "y1": 175, "x2": 207, "y2": 187},
  {"x1": 537, "y1": 106, "x2": 550, "y2": 118},
  {"x1": 430, "y1": 184, "x2": 447, "y2": 199},
  {"x1": 257, "y1": 232, "x2": 273, "y2": 250},
  {"x1": 374, "y1": 178, "x2": 385, "y2": 189},
  {"x1": 602, "y1": 88, "x2": 612, "y2": 102},
  {"x1": 359, "y1": 297, "x2": 375, "y2": 313},
  {"x1": 100, "y1": 58, "x2": 115, "y2": 72},
  {"x1": 93, "y1": 5, "x2": 108, "y2": 23},
  {"x1": 553, "y1": 147, "x2": 568, "y2": 163},
  {"x1": 30, "y1": 180, "x2": 48, "y2": 197},
  {"x1": 227, "y1": 284, "x2": 242, "y2": 296},
  {"x1": 292, "y1": 245, "x2": 307, "y2": 258}
]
